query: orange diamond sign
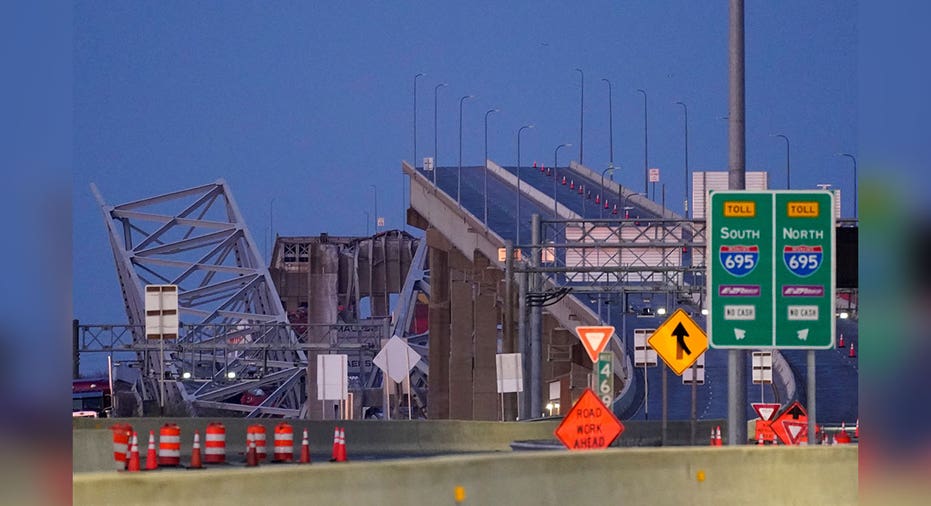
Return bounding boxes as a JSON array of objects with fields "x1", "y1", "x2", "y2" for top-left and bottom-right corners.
[{"x1": 554, "y1": 388, "x2": 624, "y2": 450}]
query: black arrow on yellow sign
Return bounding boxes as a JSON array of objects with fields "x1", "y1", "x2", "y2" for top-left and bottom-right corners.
[{"x1": 672, "y1": 322, "x2": 692, "y2": 359}]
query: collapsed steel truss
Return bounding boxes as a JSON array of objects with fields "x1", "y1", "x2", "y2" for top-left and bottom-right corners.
[{"x1": 91, "y1": 180, "x2": 308, "y2": 417}]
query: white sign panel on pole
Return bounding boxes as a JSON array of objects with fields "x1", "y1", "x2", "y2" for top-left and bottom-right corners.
[
  {"x1": 681, "y1": 353, "x2": 706, "y2": 385},
  {"x1": 649, "y1": 167, "x2": 660, "y2": 183},
  {"x1": 423, "y1": 157, "x2": 434, "y2": 171},
  {"x1": 495, "y1": 353, "x2": 523, "y2": 393},
  {"x1": 373, "y1": 335, "x2": 421, "y2": 384},
  {"x1": 751, "y1": 351, "x2": 773, "y2": 384},
  {"x1": 634, "y1": 328, "x2": 657, "y2": 367},
  {"x1": 316, "y1": 354, "x2": 348, "y2": 400},
  {"x1": 145, "y1": 284, "x2": 179, "y2": 339}
]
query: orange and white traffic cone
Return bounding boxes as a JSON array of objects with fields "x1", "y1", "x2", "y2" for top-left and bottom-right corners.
[
  {"x1": 838, "y1": 333, "x2": 845, "y2": 348},
  {"x1": 561, "y1": 176, "x2": 567, "y2": 185},
  {"x1": 849, "y1": 342, "x2": 856, "y2": 358},
  {"x1": 338, "y1": 427, "x2": 348, "y2": 462},
  {"x1": 855, "y1": 419, "x2": 859, "y2": 439},
  {"x1": 246, "y1": 432, "x2": 258, "y2": 467},
  {"x1": 145, "y1": 430, "x2": 158, "y2": 470},
  {"x1": 300, "y1": 428, "x2": 311, "y2": 464},
  {"x1": 189, "y1": 430, "x2": 203, "y2": 469},
  {"x1": 715, "y1": 426, "x2": 723, "y2": 446},
  {"x1": 757, "y1": 434, "x2": 764, "y2": 445},
  {"x1": 127, "y1": 432, "x2": 141, "y2": 472},
  {"x1": 329, "y1": 427, "x2": 340, "y2": 462},
  {"x1": 709, "y1": 427, "x2": 716, "y2": 446}
]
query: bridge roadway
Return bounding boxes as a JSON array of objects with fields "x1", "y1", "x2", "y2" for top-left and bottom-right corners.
[{"x1": 417, "y1": 162, "x2": 857, "y2": 424}]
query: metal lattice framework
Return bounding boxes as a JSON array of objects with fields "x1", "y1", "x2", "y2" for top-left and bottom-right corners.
[{"x1": 91, "y1": 180, "x2": 307, "y2": 417}]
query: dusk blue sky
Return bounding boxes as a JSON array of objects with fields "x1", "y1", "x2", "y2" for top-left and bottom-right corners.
[{"x1": 73, "y1": 1, "x2": 857, "y2": 328}]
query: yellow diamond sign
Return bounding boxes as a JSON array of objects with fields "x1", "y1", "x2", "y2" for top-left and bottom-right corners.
[{"x1": 647, "y1": 308, "x2": 708, "y2": 375}]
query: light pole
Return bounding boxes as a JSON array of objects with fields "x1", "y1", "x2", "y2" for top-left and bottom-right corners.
[
  {"x1": 484, "y1": 108, "x2": 500, "y2": 226},
  {"x1": 410, "y1": 72, "x2": 424, "y2": 232},
  {"x1": 516, "y1": 124, "x2": 534, "y2": 245},
  {"x1": 370, "y1": 184, "x2": 378, "y2": 232},
  {"x1": 637, "y1": 89, "x2": 649, "y2": 196},
  {"x1": 413, "y1": 73, "x2": 424, "y2": 167},
  {"x1": 675, "y1": 101, "x2": 690, "y2": 217},
  {"x1": 600, "y1": 166, "x2": 616, "y2": 218},
  {"x1": 554, "y1": 143, "x2": 572, "y2": 218},
  {"x1": 576, "y1": 68, "x2": 584, "y2": 165},
  {"x1": 602, "y1": 78, "x2": 614, "y2": 169},
  {"x1": 772, "y1": 134, "x2": 790, "y2": 189},
  {"x1": 433, "y1": 82, "x2": 448, "y2": 186},
  {"x1": 836, "y1": 153, "x2": 858, "y2": 218},
  {"x1": 458, "y1": 95, "x2": 475, "y2": 205}
]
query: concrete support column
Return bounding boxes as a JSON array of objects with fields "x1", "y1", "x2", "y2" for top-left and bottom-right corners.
[
  {"x1": 426, "y1": 228, "x2": 451, "y2": 419},
  {"x1": 448, "y1": 248, "x2": 475, "y2": 419},
  {"x1": 472, "y1": 253, "x2": 499, "y2": 420},
  {"x1": 305, "y1": 243, "x2": 339, "y2": 419}
]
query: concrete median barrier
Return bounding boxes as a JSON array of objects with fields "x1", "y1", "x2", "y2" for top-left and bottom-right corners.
[{"x1": 73, "y1": 445, "x2": 857, "y2": 505}]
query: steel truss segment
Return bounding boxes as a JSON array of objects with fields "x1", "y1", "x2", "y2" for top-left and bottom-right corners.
[{"x1": 93, "y1": 181, "x2": 305, "y2": 416}]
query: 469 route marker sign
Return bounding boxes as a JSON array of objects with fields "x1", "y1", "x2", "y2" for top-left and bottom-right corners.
[
  {"x1": 708, "y1": 191, "x2": 835, "y2": 349},
  {"x1": 554, "y1": 388, "x2": 624, "y2": 450}
]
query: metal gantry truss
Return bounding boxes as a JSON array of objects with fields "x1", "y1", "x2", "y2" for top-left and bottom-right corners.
[{"x1": 91, "y1": 180, "x2": 308, "y2": 417}]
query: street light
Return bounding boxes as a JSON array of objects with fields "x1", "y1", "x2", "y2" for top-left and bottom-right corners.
[
  {"x1": 772, "y1": 134, "x2": 790, "y2": 189},
  {"x1": 675, "y1": 101, "x2": 690, "y2": 217},
  {"x1": 637, "y1": 89, "x2": 649, "y2": 195},
  {"x1": 413, "y1": 73, "x2": 425, "y2": 167},
  {"x1": 576, "y1": 68, "x2": 584, "y2": 165},
  {"x1": 516, "y1": 124, "x2": 535, "y2": 245},
  {"x1": 433, "y1": 83, "x2": 448, "y2": 186},
  {"x1": 554, "y1": 143, "x2": 572, "y2": 218},
  {"x1": 458, "y1": 95, "x2": 475, "y2": 205},
  {"x1": 835, "y1": 153, "x2": 858, "y2": 218},
  {"x1": 410, "y1": 72, "x2": 425, "y2": 232},
  {"x1": 484, "y1": 108, "x2": 500, "y2": 226},
  {"x1": 602, "y1": 78, "x2": 614, "y2": 168},
  {"x1": 600, "y1": 166, "x2": 616, "y2": 218}
]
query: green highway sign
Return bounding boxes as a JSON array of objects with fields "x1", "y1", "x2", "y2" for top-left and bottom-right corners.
[
  {"x1": 596, "y1": 352, "x2": 614, "y2": 407},
  {"x1": 708, "y1": 191, "x2": 835, "y2": 349}
]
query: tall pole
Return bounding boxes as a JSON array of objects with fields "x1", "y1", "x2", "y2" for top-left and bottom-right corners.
[
  {"x1": 484, "y1": 108, "x2": 500, "y2": 226},
  {"x1": 516, "y1": 125, "x2": 534, "y2": 246},
  {"x1": 433, "y1": 83, "x2": 448, "y2": 186},
  {"x1": 576, "y1": 68, "x2": 584, "y2": 165},
  {"x1": 773, "y1": 134, "x2": 790, "y2": 189},
  {"x1": 675, "y1": 101, "x2": 690, "y2": 217},
  {"x1": 602, "y1": 78, "x2": 614, "y2": 167},
  {"x1": 458, "y1": 94, "x2": 474, "y2": 205},
  {"x1": 837, "y1": 153, "x2": 858, "y2": 218},
  {"x1": 637, "y1": 89, "x2": 648, "y2": 195},
  {"x1": 554, "y1": 143, "x2": 572, "y2": 218},
  {"x1": 410, "y1": 73, "x2": 424, "y2": 231},
  {"x1": 727, "y1": 0, "x2": 747, "y2": 446},
  {"x1": 413, "y1": 73, "x2": 424, "y2": 166}
]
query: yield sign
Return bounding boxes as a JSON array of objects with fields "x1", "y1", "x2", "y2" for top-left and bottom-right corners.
[
  {"x1": 647, "y1": 309, "x2": 708, "y2": 375},
  {"x1": 373, "y1": 335, "x2": 421, "y2": 384},
  {"x1": 574, "y1": 326, "x2": 615, "y2": 363},
  {"x1": 554, "y1": 388, "x2": 624, "y2": 450},
  {"x1": 783, "y1": 421, "x2": 808, "y2": 445},
  {"x1": 772, "y1": 401, "x2": 808, "y2": 445},
  {"x1": 752, "y1": 402, "x2": 781, "y2": 422}
]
